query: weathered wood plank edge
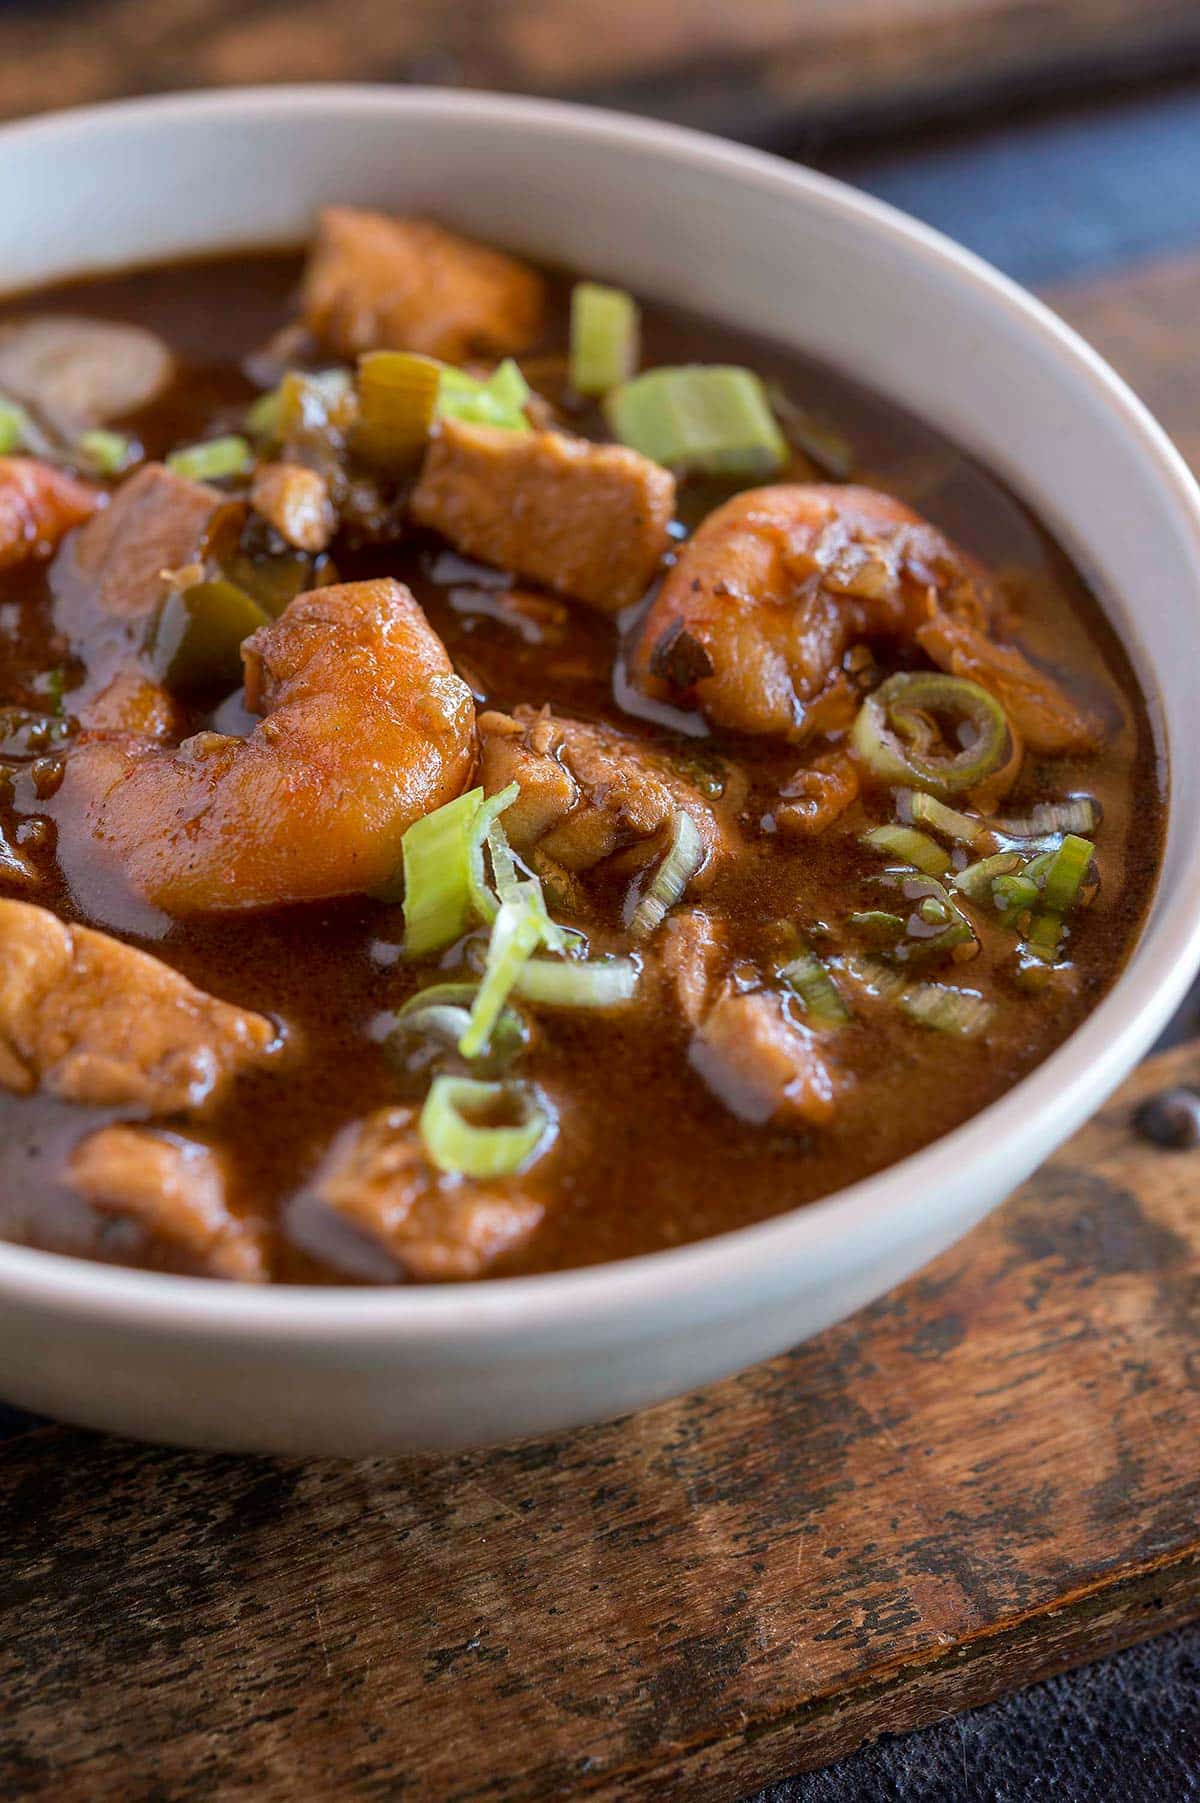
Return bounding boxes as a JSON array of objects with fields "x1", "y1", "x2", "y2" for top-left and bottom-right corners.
[{"x1": 602, "y1": 1543, "x2": 1200, "y2": 1800}]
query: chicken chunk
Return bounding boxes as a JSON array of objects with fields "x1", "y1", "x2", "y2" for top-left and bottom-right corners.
[
  {"x1": 411, "y1": 420, "x2": 675, "y2": 613},
  {"x1": 70, "y1": 1125, "x2": 267, "y2": 1280},
  {"x1": 302, "y1": 208, "x2": 545, "y2": 363},
  {"x1": 692, "y1": 991, "x2": 839, "y2": 1128},
  {"x1": 66, "y1": 461, "x2": 219, "y2": 620},
  {"x1": 0, "y1": 456, "x2": 100, "y2": 568},
  {"x1": 657, "y1": 907, "x2": 842, "y2": 1128},
  {"x1": 479, "y1": 705, "x2": 738, "y2": 883},
  {"x1": 916, "y1": 614, "x2": 1102, "y2": 756},
  {"x1": 0, "y1": 897, "x2": 280, "y2": 1111},
  {"x1": 251, "y1": 461, "x2": 335, "y2": 554},
  {"x1": 314, "y1": 1106, "x2": 543, "y2": 1281}
]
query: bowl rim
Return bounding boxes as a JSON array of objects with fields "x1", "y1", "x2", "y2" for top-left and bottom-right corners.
[{"x1": 1, "y1": 81, "x2": 1199, "y2": 1343}]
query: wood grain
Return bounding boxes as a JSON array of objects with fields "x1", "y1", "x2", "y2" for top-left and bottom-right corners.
[
  {"x1": 4, "y1": 249, "x2": 1200, "y2": 1800},
  {"x1": 1, "y1": 1, "x2": 1199, "y2": 138},
  {"x1": 2, "y1": 1036, "x2": 1199, "y2": 1801}
]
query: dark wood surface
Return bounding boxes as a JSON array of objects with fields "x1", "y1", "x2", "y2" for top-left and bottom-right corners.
[
  {"x1": 4, "y1": 137, "x2": 1200, "y2": 1803},
  {"x1": 2, "y1": 0, "x2": 1200, "y2": 139}
]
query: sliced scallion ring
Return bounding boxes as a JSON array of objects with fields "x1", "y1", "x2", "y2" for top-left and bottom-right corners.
[
  {"x1": 458, "y1": 886, "x2": 547, "y2": 1059},
  {"x1": 900, "y1": 790, "x2": 983, "y2": 845},
  {"x1": 1040, "y1": 834, "x2": 1095, "y2": 914},
  {"x1": 605, "y1": 365, "x2": 788, "y2": 478},
  {"x1": 389, "y1": 981, "x2": 530, "y2": 1074},
  {"x1": 419, "y1": 1074, "x2": 555, "y2": 1178},
  {"x1": 952, "y1": 852, "x2": 1021, "y2": 902},
  {"x1": 400, "y1": 787, "x2": 486, "y2": 956},
  {"x1": 166, "y1": 434, "x2": 253, "y2": 483},
  {"x1": 900, "y1": 983, "x2": 992, "y2": 1036},
  {"x1": 779, "y1": 950, "x2": 849, "y2": 1025},
  {"x1": 861, "y1": 823, "x2": 952, "y2": 879},
  {"x1": 512, "y1": 956, "x2": 638, "y2": 1008},
  {"x1": 852, "y1": 672, "x2": 1010, "y2": 796},
  {"x1": 569, "y1": 282, "x2": 640, "y2": 396},
  {"x1": 628, "y1": 809, "x2": 704, "y2": 938},
  {"x1": 466, "y1": 782, "x2": 520, "y2": 926}
]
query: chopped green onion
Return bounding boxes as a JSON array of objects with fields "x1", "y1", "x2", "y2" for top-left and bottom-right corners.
[
  {"x1": 767, "y1": 385, "x2": 855, "y2": 478},
  {"x1": 389, "y1": 981, "x2": 529, "y2": 1074},
  {"x1": 354, "y1": 350, "x2": 441, "y2": 468},
  {"x1": 0, "y1": 396, "x2": 29, "y2": 455},
  {"x1": 953, "y1": 852, "x2": 1022, "y2": 902},
  {"x1": 844, "y1": 955, "x2": 907, "y2": 1001},
  {"x1": 419, "y1": 1074, "x2": 554, "y2": 1178},
  {"x1": 512, "y1": 955, "x2": 638, "y2": 1008},
  {"x1": 629, "y1": 809, "x2": 704, "y2": 938},
  {"x1": 605, "y1": 365, "x2": 788, "y2": 478},
  {"x1": 1041, "y1": 834, "x2": 1095, "y2": 914},
  {"x1": 466, "y1": 782, "x2": 520, "y2": 926},
  {"x1": 861, "y1": 824, "x2": 952, "y2": 878},
  {"x1": 1023, "y1": 912, "x2": 1065, "y2": 965},
  {"x1": 901, "y1": 791, "x2": 983, "y2": 845},
  {"x1": 401, "y1": 787, "x2": 486, "y2": 957},
  {"x1": 852, "y1": 672, "x2": 1010, "y2": 796},
  {"x1": 780, "y1": 950, "x2": 849, "y2": 1025},
  {"x1": 918, "y1": 897, "x2": 949, "y2": 925},
  {"x1": 1021, "y1": 849, "x2": 1057, "y2": 888},
  {"x1": 993, "y1": 872, "x2": 1040, "y2": 913},
  {"x1": 569, "y1": 282, "x2": 640, "y2": 397},
  {"x1": 76, "y1": 428, "x2": 136, "y2": 477},
  {"x1": 459, "y1": 887, "x2": 548, "y2": 1059},
  {"x1": 900, "y1": 983, "x2": 992, "y2": 1036},
  {"x1": 167, "y1": 434, "x2": 253, "y2": 483},
  {"x1": 145, "y1": 578, "x2": 269, "y2": 695},
  {"x1": 995, "y1": 798, "x2": 1097, "y2": 838},
  {"x1": 438, "y1": 359, "x2": 530, "y2": 432},
  {"x1": 244, "y1": 388, "x2": 283, "y2": 439},
  {"x1": 847, "y1": 909, "x2": 906, "y2": 946}
]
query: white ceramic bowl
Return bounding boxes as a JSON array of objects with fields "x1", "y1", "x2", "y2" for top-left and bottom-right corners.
[{"x1": 0, "y1": 87, "x2": 1197, "y2": 1455}]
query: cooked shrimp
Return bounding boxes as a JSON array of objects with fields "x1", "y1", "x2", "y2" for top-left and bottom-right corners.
[
  {"x1": 52, "y1": 579, "x2": 476, "y2": 914},
  {"x1": 632, "y1": 483, "x2": 993, "y2": 740}
]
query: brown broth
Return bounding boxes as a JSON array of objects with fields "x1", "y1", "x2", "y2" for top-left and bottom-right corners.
[{"x1": 0, "y1": 252, "x2": 1164, "y2": 1282}]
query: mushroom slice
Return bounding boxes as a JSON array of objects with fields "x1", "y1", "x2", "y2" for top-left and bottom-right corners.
[{"x1": 0, "y1": 316, "x2": 174, "y2": 436}]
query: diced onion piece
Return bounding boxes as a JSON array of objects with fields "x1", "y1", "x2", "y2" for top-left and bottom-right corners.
[
  {"x1": 780, "y1": 950, "x2": 849, "y2": 1025},
  {"x1": 995, "y1": 797, "x2": 1097, "y2": 838},
  {"x1": 419, "y1": 1074, "x2": 554, "y2": 1178},
  {"x1": 401, "y1": 787, "x2": 486, "y2": 957},
  {"x1": 605, "y1": 365, "x2": 788, "y2": 478},
  {"x1": 354, "y1": 350, "x2": 441, "y2": 468},
  {"x1": 952, "y1": 852, "x2": 1021, "y2": 902},
  {"x1": 459, "y1": 887, "x2": 548, "y2": 1059},
  {"x1": 629, "y1": 809, "x2": 704, "y2": 938},
  {"x1": 145, "y1": 579, "x2": 270, "y2": 695},
  {"x1": 167, "y1": 434, "x2": 253, "y2": 483},
  {"x1": 512, "y1": 956, "x2": 639, "y2": 1008},
  {"x1": 852, "y1": 672, "x2": 1010, "y2": 796},
  {"x1": 900, "y1": 983, "x2": 992, "y2": 1036},
  {"x1": 901, "y1": 790, "x2": 983, "y2": 845},
  {"x1": 569, "y1": 283, "x2": 640, "y2": 396},
  {"x1": 1041, "y1": 834, "x2": 1095, "y2": 914},
  {"x1": 861, "y1": 824, "x2": 952, "y2": 879},
  {"x1": 438, "y1": 359, "x2": 531, "y2": 432},
  {"x1": 77, "y1": 428, "x2": 136, "y2": 477}
]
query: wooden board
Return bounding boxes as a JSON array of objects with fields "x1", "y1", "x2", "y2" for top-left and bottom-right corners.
[
  {"x1": 2, "y1": 1, "x2": 1200, "y2": 139},
  {"x1": 3, "y1": 251, "x2": 1200, "y2": 1801}
]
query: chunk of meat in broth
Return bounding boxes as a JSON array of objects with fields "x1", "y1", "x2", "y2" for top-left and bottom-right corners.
[
  {"x1": 478, "y1": 706, "x2": 743, "y2": 913},
  {"x1": 302, "y1": 208, "x2": 545, "y2": 362},
  {"x1": 411, "y1": 419, "x2": 676, "y2": 613},
  {"x1": 311, "y1": 1106, "x2": 544, "y2": 1281},
  {"x1": 658, "y1": 909, "x2": 844, "y2": 1128},
  {"x1": 0, "y1": 897, "x2": 281, "y2": 1111},
  {"x1": 54, "y1": 461, "x2": 221, "y2": 738},
  {"x1": 0, "y1": 457, "x2": 100, "y2": 569},
  {"x1": 70, "y1": 1125, "x2": 267, "y2": 1281}
]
